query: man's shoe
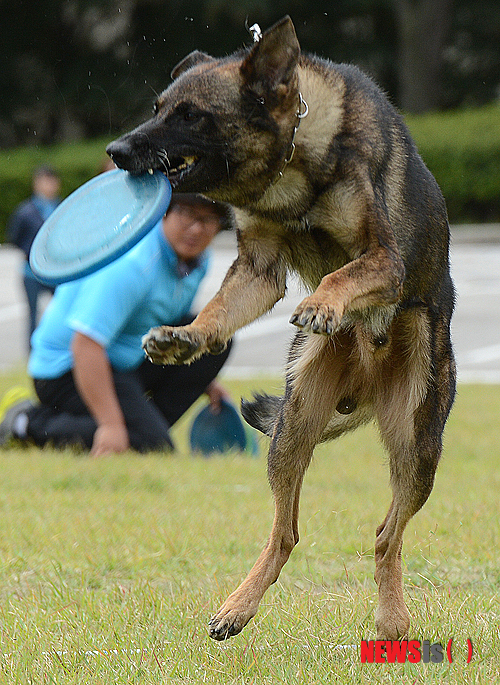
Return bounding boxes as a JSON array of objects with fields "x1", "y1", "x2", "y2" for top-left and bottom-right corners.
[{"x1": 0, "y1": 387, "x2": 34, "y2": 445}]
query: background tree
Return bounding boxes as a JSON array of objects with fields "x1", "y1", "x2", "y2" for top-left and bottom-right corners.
[
  {"x1": 394, "y1": 0, "x2": 454, "y2": 113},
  {"x1": 0, "y1": 0, "x2": 499, "y2": 147}
]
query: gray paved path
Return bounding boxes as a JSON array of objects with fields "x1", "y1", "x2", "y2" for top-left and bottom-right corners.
[{"x1": 1, "y1": 225, "x2": 499, "y2": 382}]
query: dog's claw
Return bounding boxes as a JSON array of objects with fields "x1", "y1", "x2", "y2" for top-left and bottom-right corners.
[
  {"x1": 208, "y1": 612, "x2": 247, "y2": 641},
  {"x1": 290, "y1": 298, "x2": 341, "y2": 336},
  {"x1": 208, "y1": 594, "x2": 258, "y2": 641},
  {"x1": 208, "y1": 618, "x2": 240, "y2": 641},
  {"x1": 208, "y1": 341, "x2": 228, "y2": 356}
]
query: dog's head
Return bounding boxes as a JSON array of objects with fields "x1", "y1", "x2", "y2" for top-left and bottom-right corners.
[{"x1": 106, "y1": 16, "x2": 301, "y2": 204}]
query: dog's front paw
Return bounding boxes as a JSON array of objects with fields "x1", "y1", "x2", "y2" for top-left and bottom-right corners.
[
  {"x1": 290, "y1": 296, "x2": 343, "y2": 336},
  {"x1": 142, "y1": 325, "x2": 207, "y2": 365}
]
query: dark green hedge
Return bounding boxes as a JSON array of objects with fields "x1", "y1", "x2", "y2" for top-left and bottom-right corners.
[
  {"x1": 406, "y1": 104, "x2": 500, "y2": 223},
  {"x1": 0, "y1": 138, "x2": 112, "y2": 243},
  {"x1": 1, "y1": 104, "x2": 499, "y2": 242}
]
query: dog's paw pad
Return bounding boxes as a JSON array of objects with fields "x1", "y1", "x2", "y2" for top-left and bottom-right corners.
[{"x1": 142, "y1": 326, "x2": 203, "y2": 365}]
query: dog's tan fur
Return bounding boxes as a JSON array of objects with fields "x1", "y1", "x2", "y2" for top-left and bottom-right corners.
[{"x1": 107, "y1": 16, "x2": 456, "y2": 641}]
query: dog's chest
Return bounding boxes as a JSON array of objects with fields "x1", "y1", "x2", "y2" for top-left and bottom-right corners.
[{"x1": 283, "y1": 224, "x2": 350, "y2": 290}]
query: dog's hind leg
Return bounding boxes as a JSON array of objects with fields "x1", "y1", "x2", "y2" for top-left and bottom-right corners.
[
  {"x1": 373, "y1": 314, "x2": 456, "y2": 640},
  {"x1": 209, "y1": 335, "x2": 344, "y2": 641}
]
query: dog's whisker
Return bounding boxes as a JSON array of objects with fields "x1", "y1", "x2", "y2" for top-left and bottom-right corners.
[
  {"x1": 157, "y1": 149, "x2": 171, "y2": 172},
  {"x1": 148, "y1": 84, "x2": 161, "y2": 99},
  {"x1": 157, "y1": 149, "x2": 170, "y2": 163}
]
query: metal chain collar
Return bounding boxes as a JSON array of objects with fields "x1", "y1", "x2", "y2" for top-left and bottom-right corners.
[
  {"x1": 275, "y1": 92, "x2": 309, "y2": 183},
  {"x1": 248, "y1": 23, "x2": 309, "y2": 186}
]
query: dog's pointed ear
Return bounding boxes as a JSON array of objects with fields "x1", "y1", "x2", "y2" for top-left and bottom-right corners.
[
  {"x1": 171, "y1": 50, "x2": 215, "y2": 80},
  {"x1": 240, "y1": 16, "x2": 300, "y2": 100}
]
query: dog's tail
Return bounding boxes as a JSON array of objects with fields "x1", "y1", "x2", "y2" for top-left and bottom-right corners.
[{"x1": 241, "y1": 393, "x2": 283, "y2": 437}]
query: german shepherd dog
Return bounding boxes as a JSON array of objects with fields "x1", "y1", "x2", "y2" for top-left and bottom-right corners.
[{"x1": 107, "y1": 16, "x2": 456, "y2": 641}]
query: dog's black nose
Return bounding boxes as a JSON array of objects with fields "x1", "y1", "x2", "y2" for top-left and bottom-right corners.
[{"x1": 106, "y1": 138, "x2": 134, "y2": 170}]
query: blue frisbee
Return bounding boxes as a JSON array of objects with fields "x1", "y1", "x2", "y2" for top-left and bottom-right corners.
[
  {"x1": 30, "y1": 169, "x2": 171, "y2": 285},
  {"x1": 190, "y1": 399, "x2": 258, "y2": 457}
]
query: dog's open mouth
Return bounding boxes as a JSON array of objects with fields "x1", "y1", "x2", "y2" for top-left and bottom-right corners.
[{"x1": 151, "y1": 153, "x2": 200, "y2": 185}]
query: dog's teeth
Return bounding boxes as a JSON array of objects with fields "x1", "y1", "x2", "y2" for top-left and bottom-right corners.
[
  {"x1": 167, "y1": 156, "x2": 198, "y2": 176},
  {"x1": 148, "y1": 168, "x2": 154, "y2": 175}
]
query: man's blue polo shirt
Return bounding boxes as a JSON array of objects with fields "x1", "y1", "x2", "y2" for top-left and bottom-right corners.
[{"x1": 28, "y1": 222, "x2": 209, "y2": 379}]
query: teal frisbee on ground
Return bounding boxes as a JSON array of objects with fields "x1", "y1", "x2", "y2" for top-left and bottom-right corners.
[
  {"x1": 30, "y1": 169, "x2": 171, "y2": 285},
  {"x1": 190, "y1": 398, "x2": 258, "y2": 457}
]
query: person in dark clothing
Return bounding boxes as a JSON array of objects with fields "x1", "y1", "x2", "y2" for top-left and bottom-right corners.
[{"x1": 7, "y1": 165, "x2": 61, "y2": 348}]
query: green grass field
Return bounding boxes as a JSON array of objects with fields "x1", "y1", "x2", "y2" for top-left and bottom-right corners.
[{"x1": 0, "y1": 368, "x2": 498, "y2": 683}]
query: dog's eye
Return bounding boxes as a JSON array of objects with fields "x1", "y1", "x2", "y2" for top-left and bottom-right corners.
[
  {"x1": 183, "y1": 110, "x2": 201, "y2": 123},
  {"x1": 176, "y1": 103, "x2": 205, "y2": 124},
  {"x1": 153, "y1": 102, "x2": 159, "y2": 115}
]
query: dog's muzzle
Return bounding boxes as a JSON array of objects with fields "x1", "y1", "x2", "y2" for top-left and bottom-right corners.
[{"x1": 106, "y1": 138, "x2": 138, "y2": 172}]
